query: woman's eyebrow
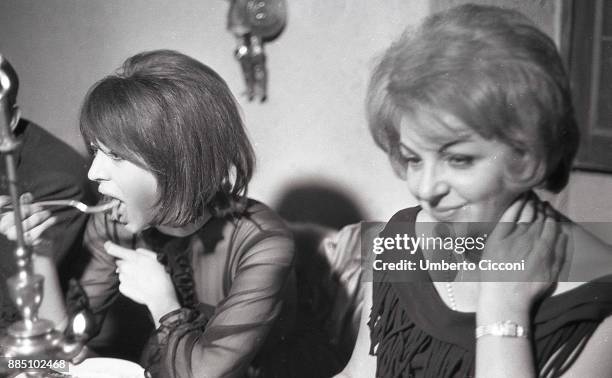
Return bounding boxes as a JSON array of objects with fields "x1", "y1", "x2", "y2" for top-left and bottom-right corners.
[
  {"x1": 439, "y1": 140, "x2": 462, "y2": 152},
  {"x1": 439, "y1": 135, "x2": 474, "y2": 152},
  {"x1": 399, "y1": 136, "x2": 473, "y2": 154},
  {"x1": 398, "y1": 143, "x2": 416, "y2": 154}
]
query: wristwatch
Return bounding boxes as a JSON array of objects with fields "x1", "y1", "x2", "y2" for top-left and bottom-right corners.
[{"x1": 475, "y1": 320, "x2": 528, "y2": 339}]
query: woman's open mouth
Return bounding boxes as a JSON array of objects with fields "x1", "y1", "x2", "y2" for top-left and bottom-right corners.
[{"x1": 103, "y1": 196, "x2": 127, "y2": 224}]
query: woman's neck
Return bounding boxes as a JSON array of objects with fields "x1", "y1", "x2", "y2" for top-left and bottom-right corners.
[
  {"x1": 415, "y1": 208, "x2": 497, "y2": 238},
  {"x1": 415, "y1": 208, "x2": 491, "y2": 266},
  {"x1": 155, "y1": 212, "x2": 212, "y2": 237}
]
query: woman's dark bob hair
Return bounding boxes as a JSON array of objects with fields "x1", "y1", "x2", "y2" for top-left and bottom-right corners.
[
  {"x1": 366, "y1": 4, "x2": 579, "y2": 192},
  {"x1": 80, "y1": 49, "x2": 255, "y2": 225}
]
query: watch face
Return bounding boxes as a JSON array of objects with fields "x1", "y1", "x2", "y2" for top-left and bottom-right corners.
[
  {"x1": 504, "y1": 322, "x2": 518, "y2": 335},
  {"x1": 476, "y1": 321, "x2": 528, "y2": 338}
]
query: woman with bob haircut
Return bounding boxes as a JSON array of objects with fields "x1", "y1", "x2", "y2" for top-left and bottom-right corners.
[
  {"x1": 338, "y1": 4, "x2": 612, "y2": 378},
  {"x1": 1, "y1": 49, "x2": 326, "y2": 377}
]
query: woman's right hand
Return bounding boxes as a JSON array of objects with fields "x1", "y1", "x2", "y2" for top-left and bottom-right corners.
[
  {"x1": 0, "y1": 193, "x2": 58, "y2": 248},
  {"x1": 478, "y1": 193, "x2": 567, "y2": 313}
]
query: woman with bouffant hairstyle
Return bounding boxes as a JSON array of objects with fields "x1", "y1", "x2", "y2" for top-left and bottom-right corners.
[{"x1": 338, "y1": 4, "x2": 612, "y2": 378}]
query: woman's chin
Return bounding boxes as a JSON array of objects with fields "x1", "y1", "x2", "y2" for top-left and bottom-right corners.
[{"x1": 123, "y1": 223, "x2": 144, "y2": 234}]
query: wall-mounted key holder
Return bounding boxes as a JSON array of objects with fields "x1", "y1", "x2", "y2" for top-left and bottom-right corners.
[{"x1": 227, "y1": 0, "x2": 287, "y2": 102}]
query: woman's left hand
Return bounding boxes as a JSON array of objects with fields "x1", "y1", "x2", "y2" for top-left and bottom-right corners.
[{"x1": 104, "y1": 241, "x2": 180, "y2": 323}]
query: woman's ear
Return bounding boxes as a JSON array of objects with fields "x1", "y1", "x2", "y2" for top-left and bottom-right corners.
[
  {"x1": 504, "y1": 149, "x2": 546, "y2": 192},
  {"x1": 10, "y1": 105, "x2": 21, "y2": 131}
]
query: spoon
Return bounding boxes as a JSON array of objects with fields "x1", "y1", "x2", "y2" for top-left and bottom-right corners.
[{"x1": 1, "y1": 199, "x2": 119, "y2": 214}]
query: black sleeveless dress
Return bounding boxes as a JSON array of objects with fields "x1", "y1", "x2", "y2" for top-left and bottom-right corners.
[{"x1": 369, "y1": 207, "x2": 612, "y2": 378}]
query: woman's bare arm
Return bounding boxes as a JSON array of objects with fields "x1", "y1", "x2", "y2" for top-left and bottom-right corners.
[
  {"x1": 560, "y1": 315, "x2": 612, "y2": 376},
  {"x1": 335, "y1": 282, "x2": 377, "y2": 377}
]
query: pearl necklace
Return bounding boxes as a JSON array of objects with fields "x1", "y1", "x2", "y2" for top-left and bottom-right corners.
[{"x1": 445, "y1": 281, "x2": 457, "y2": 311}]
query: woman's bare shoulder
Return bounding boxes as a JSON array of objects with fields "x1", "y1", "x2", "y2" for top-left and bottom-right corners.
[{"x1": 552, "y1": 208, "x2": 612, "y2": 290}]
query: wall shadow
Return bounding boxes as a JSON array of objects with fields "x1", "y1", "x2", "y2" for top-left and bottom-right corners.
[
  {"x1": 274, "y1": 182, "x2": 365, "y2": 230},
  {"x1": 273, "y1": 181, "x2": 366, "y2": 373}
]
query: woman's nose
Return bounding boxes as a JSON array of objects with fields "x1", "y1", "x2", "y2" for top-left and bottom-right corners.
[
  {"x1": 87, "y1": 152, "x2": 109, "y2": 182},
  {"x1": 414, "y1": 165, "x2": 449, "y2": 205}
]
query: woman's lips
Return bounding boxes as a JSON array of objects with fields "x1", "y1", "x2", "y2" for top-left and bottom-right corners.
[
  {"x1": 428, "y1": 206, "x2": 463, "y2": 221},
  {"x1": 110, "y1": 201, "x2": 127, "y2": 224}
]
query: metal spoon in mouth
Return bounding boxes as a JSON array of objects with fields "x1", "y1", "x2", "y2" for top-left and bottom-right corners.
[{"x1": 1, "y1": 199, "x2": 119, "y2": 214}]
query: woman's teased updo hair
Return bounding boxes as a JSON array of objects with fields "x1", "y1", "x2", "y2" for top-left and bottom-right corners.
[
  {"x1": 366, "y1": 4, "x2": 579, "y2": 192},
  {"x1": 80, "y1": 49, "x2": 254, "y2": 225}
]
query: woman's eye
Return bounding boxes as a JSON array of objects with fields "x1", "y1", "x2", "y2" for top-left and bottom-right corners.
[
  {"x1": 398, "y1": 154, "x2": 422, "y2": 168},
  {"x1": 447, "y1": 155, "x2": 474, "y2": 167},
  {"x1": 89, "y1": 143, "x2": 122, "y2": 161},
  {"x1": 106, "y1": 151, "x2": 123, "y2": 161}
]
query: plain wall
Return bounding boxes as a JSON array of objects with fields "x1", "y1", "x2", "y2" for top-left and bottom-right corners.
[
  {"x1": 0, "y1": 0, "x2": 429, "y2": 223},
  {"x1": 1, "y1": 0, "x2": 611, "y2": 228}
]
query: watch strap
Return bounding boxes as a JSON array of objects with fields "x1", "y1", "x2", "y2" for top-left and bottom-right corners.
[{"x1": 476, "y1": 320, "x2": 528, "y2": 339}]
